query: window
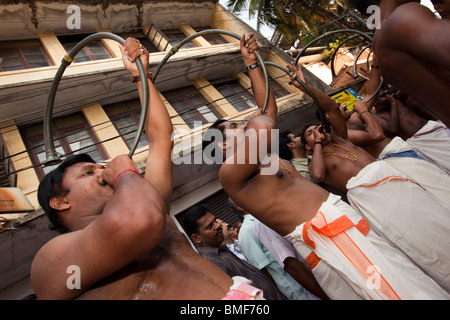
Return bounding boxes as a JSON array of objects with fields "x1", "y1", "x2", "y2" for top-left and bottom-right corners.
[
  {"x1": 164, "y1": 86, "x2": 221, "y2": 129},
  {"x1": 21, "y1": 112, "x2": 108, "y2": 178},
  {"x1": 59, "y1": 34, "x2": 112, "y2": 63},
  {"x1": 215, "y1": 80, "x2": 257, "y2": 112},
  {"x1": 195, "y1": 27, "x2": 229, "y2": 45},
  {"x1": 164, "y1": 30, "x2": 198, "y2": 49},
  {"x1": 269, "y1": 77, "x2": 291, "y2": 99},
  {"x1": 243, "y1": 72, "x2": 292, "y2": 99},
  {"x1": 0, "y1": 40, "x2": 53, "y2": 72},
  {"x1": 117, "y1": 32, "x2": 160, "y2": 53},
  {"x1": 104, "y1": 99, "x2": 149, "y2": 149}
]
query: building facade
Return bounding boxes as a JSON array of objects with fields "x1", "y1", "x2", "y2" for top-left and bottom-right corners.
[{"x1": 0, "y1": 0, "x2": 346, "y2": 298}]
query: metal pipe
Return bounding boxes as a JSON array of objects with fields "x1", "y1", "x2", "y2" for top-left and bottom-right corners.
[
  {"x1": 152, "y1": 29, "x2": 270, "y2": 115},
  {"x1": 294, "y1": 29, "x2": 373, "y2": 67},
  {"x1": 263, "y1": 61, "x2": 323, "y2": 118},
  {"x1": 294, "y1": 29, "x2": 377, "y2": 117},
  {"x1": 351, "y1": 43, "x2": 383, "y2": 103},
  {"x1": 329, "y1": 33, "x2": 371, "y2": 79},
  {"x1": 43, "y1": 32, "x2": 149, "y2": 166},
  {"x1": 352, "y1": 43, "x2": 373, "y2": 80}
]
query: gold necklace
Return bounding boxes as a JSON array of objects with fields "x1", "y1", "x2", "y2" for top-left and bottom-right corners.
[
  {"x1": 279, "y1": 158, "x2": 292, "y2": 174},
  {"x1": 323, "y1": 144, "x2": 358, "y2": 162}
]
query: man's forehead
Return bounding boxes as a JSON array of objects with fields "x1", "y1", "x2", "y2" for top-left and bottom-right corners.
[
  {"x1": 64, "y1": 162, "x2": 95, "y2": 174},
  {"x1": 198, "y1": 212, "x2": 215, "y2": 227}
]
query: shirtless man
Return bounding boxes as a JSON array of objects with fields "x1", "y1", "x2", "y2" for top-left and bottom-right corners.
[
  {"x1": 373, "y1": 0, "x2": 450, "y2": 127},
  {"x1": 30, "y1": 38, "x2": 254, "y2": 300},
  {"x1": 369, "y1": 93, "x2": 450, "y2": 174},
  {"x1": 202, "y1": 36, "x2": 450, "y2": 299},
  {"x1": 289, "y1": 63, "x2": 450, "y2": 294},
  {"x1": 372, "y1": 93, "x2": 427, "y2": 141}
]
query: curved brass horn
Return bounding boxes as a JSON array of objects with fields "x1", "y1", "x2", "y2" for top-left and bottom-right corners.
[{"x1": 152, "y1": 29, "x2": 270, "y2": 115}]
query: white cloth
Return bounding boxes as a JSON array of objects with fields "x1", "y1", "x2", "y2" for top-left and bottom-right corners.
[
  {"x1": 406, "y1": 120, "x2": 450, "y2": 174},
  {"x1": 254, "y1": 219, "x2": 303, "y2": 269},
  {"x1": 346, "y1": 160, "x2": 450, "y2": 293},
  {"x1": 254, "y1": 217, "x2": 321, "y2": 301},
  {"x1": 284, "y1": 193, "x2": 450, "y2": 300},
  {"x1": 378, "y1": 136, "x2": 450, "y2": 210}
]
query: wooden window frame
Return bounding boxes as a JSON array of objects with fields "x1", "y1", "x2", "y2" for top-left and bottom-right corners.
[
  {"x1": 106, "y1": 108, "x2": 149, "y2": 149},
  {"x1": 195, "y1": 27, "x2": 229, "y2": 45},
  {"x1": 164, "y1": 30, "x2": 198, "y2": 49},
  {"x1": 0, "y1": 40, "x2": 53, "y2": 72},
  {"x1": 166, "y1": 88, "x2": 222, "y2": 129},
  {"x1": 214, "y1": 80, "x2": 257, "y2": 112},
  {"x1": 21, "y1": 114, "x2": 108, "y2": 179},
  {"x1": 59, "y1": 34, "x2": 113, "y2": 63}
]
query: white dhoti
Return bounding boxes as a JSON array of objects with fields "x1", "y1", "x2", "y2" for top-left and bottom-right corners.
[
  {"x1": 283, "y1": 193, "x2": 449, "y2": 300},
  {"x1": 378, "y1": 136, "x2": 450, "y2": 210},
  {"x1": 406, "y1": 120, "x2": 450, "y2": 175},
  {"x1": 346, "y1": 160, "x2": 450, "y2": 293}
]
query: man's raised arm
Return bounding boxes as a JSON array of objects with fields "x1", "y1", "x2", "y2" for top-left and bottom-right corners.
[
  {"x1": 120, "y1": 38, "x2": 174, "y2": 209},
  {"x1": 243, "y1": 34, "x2": 278, "y2": 125},
  {"x1": 287, "y1": 62, "x2": 348, "y2": 139}
]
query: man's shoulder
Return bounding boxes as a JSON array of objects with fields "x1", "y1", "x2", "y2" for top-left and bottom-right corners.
[
  {"x1": 388, "y1": 3, "x2": 437, "y2": 30},
  {"x1": 33, "y1": 232, "x2": 71, "y2": 261},
  {"x1": 31, "y1": 231, "x2": 80, "y2": 275},
  {"x1": 246, "y1": 115, "x2": 276, "y2": 131},
  {"x1": 394, "y1": 2, "x2": 432, "y2": 14},
  {"x1": 30, "y1": 232, "x2": 78, "y2": 299}
]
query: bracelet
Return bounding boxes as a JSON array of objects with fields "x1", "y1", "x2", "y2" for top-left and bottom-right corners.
[
  {"x1": 359, "y1": 110, "x2": 369, "y2": 116},
  {"x1": 247, "y1": 62, "x2": 259, "y2": 71},
  {"x1": 314, "y1": 142, "x2": 323, "y2": 147},
  {"x1": 131, "y1": 72, "x2": 153, "y2": 83},
  {"x1": 113, "y1": 169, "x2": 141, "y2": 184}
]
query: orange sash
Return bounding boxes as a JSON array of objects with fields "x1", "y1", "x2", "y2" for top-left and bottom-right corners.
[{"x1": 303, "y1": 212, "x2": 400, "y2": 300}]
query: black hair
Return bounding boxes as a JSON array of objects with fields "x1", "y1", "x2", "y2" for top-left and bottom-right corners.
[
  {"x1": 300, "y1": 123, "x2": 316, "y2": 146},
  {"x1": 202, "y1": 119, "x2": 227, "y2": 162},
  {"x1": 430, "y1": 0, "x2": 443, "y2": 4},
  {"x1": 182, "y1": 205, "x2": 210, "y2": 237},
  {"x1": 279, "y1": 130, "x2": 294, "y2": 161},
  {"x1": 37, "y1": 153, "x2": 95, "y2": 233}
]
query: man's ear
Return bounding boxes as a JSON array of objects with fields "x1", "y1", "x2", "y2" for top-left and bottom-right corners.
[
  {"x1": 190, "y1": 233, "x2": 202, "y2": 245},
  {"x1": 287, "y1": 141, "x2": 295, "y2": 149},
  {"x1": 217, "y1": 140, "x2": 227, "y2": 151},
  {"x1": 49, "y1": 195, "x2": 71, "y2": 212}
]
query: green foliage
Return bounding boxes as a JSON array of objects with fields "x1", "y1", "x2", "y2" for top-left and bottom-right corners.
[{"x1": 225, "y1": 0, "x2": 370, "y2": 49}]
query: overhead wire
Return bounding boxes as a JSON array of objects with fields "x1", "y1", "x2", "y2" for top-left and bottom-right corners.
[
  {"x1": 1, "y1": 16, "x2": 354, "y2": 137},
  {"x1": 1, "y1": 22, "x2": 361, "y2": 174},
  {"x1": 0, "y1": 6, "x2": 355, "y2": 119},
  {"x1": 1, "y1": 8, "x2": 369, "y2": 177},
  {"x1": 0, "y1": 12, "x2": 352, "y2": 132}
]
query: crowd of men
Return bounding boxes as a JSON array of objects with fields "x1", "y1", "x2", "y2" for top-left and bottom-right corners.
[{"x1": 31, "y1": 0, "x2": 449, "y2": 300}]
